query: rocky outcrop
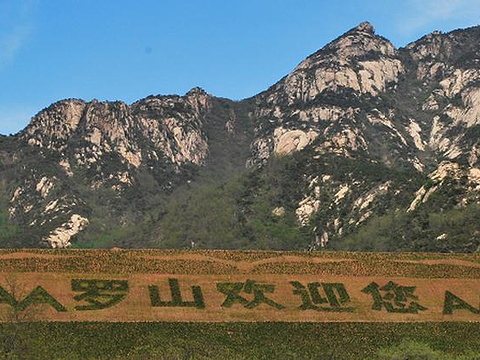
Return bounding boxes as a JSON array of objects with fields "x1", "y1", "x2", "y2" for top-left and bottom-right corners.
[
  {"x1": 408, "y1": 162, "x2": 480, "y2": 212},
  {"x1": 23, "y1": 88, "x2": 210, "y2": 171},
  {"x1": 249, "y1": 22, "x2": 412, "y2": 167},
  {"x1": 43, "y1": 214, "x2": 89, "y2": 248},
  {"x1": 8, "y1": 88, "x2": 212, "y2": 247},
  {"x1": 279, "y1": 22, "x2": 403, "y2": 102}
]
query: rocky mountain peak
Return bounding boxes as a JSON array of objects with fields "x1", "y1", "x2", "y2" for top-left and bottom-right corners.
[
  {"x1": 186, "y1": 87, "x2": 208, "y2": 97},
  {"x1": 348, "y1": 21, "x2": 375, "y2": 35},
  {"x1": 256, "y1": 21, "x2": 401, "y2": 114},
  {"x1": 185, "y1": 87, "x2": 210, "y2": 114},
  {"x1": 22, "y1": 99, "x2": 87, "y2": 147},
  {"x1": 321, "y1": 21, "x2": 395, "y2": 60},
  {"x1": 407, "y1": 26, "x2": 480, "y2": 61}
]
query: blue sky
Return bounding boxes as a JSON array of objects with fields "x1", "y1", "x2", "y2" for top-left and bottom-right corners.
[{"x1": 1, "y1": 0, "x2": 480, "y2": 135}]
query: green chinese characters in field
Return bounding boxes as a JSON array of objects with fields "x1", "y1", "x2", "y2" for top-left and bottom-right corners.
[
  {"x1": 0, "y1": 285, "x2": 66, "y2": 312},
  {"x1": 149, "y1": 278, "x2": 205, "y2": 309},
  {"x1": 443, "y1": 291, "x2": 480, "y2": 315},
  {"x1": 216, "y1": 279, "x2": 285, "y2": 309},
  {"x1": 1, "y1": 277, "x2": 480, "y2": 318},
  {"x1": 362, "y1": 281, "x2": 427, "y2": 314},
  {"x1": 291, "y1": 281, "x2": 354, "y2": 312}
]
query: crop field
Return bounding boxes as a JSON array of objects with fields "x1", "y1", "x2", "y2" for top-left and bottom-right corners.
[
  {"x1": 1, "y1": 250, "x2": 480, "y2": 359},
  {"x1": 1, "y1": 250, "x2": 480, "y2": 322}
]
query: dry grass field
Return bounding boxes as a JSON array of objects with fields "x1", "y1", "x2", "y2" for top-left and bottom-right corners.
[{"x1": 1, "y1": 249, "x2": 480, "y2": 323}]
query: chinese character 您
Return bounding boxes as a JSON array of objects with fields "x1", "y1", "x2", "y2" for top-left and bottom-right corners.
[{"x1": 362, "y1": 281, "x2": 427, "y2": 313}]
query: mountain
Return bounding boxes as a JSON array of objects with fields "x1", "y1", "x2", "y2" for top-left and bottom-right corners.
[{"x1": 2, "y1": 22, "x2": 480, "y2": 251}]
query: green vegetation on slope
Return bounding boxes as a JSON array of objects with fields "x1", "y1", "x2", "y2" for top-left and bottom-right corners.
[
  {"x1": 332, "y1": 203, "x2": 480, "y2": 253},
  {"x1": 0, "y1": 180, "x2": 37, "y2": 248},
  {"x1": 150, "y1": 155, "x2": 311, "y2": 250},
  {"x1": 72, "y1": 148, "x2": 480, "y2": 253},
  {"x1": 0, "y1": 322, "x2": 479, "y2": 359}
]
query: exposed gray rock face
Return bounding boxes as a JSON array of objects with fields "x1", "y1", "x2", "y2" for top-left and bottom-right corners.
[
  {"x1": 249, "y1": 22, "x2": 407, "y2": 165},
  {"x1": 23, "y1": 88, "x2": 210, "y2": 169},
  {"x1": 246, "y1": 23, "x2": 480, "y2": 247},
  {"x1": 8, "y1": 88, "x2": 211, "y2": 247},
  {"x1": 406, "y1": 30, "x2": 480, "y2": 163}
]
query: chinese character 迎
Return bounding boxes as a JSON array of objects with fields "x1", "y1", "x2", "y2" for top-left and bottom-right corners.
[{"x1": 291, "y1": 281, "x2": 354, "y2": 312}]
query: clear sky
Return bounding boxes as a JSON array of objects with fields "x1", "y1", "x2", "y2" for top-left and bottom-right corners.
[{"x1": 1, "y1": 0, "x2": 480, "y2": 135}]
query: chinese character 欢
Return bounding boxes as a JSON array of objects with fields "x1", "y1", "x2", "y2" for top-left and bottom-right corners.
[{"x1": 216, "y1": 279, "x2": 285, "y2": 310}]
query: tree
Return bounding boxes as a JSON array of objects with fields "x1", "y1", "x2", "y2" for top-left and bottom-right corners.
[{"x1": 0, "y1": 274, "x2": 49, "y2": 359}]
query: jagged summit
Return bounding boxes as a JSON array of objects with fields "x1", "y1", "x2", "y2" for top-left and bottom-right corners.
[
  {"x1": 258, "y1": 21, "x2": 401, "y2": 109},
  {"x1": 284, "y1": 21, "x2": 396, "y2": 77},
  {"x1": 322, "y1": 20, "x2": 394, "y2": 58},
  {"x1": 405, "y1": 24, "x2": 480, "y2": 68},
  {"x1": 348, "y1": 21, "x2": 375, "y2": 35},
  {"x1": 186, "y1": 87, "x2": 208, "y2": 96}
]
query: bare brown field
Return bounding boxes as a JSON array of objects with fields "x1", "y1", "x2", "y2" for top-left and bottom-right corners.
[{"x1": 1, "y1": 250, "x2": 480, "y2": 322}]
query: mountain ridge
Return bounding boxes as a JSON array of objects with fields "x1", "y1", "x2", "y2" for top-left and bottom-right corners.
[{"x1": 2, "y1": 22, "x2": 480, "y2": 251}]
